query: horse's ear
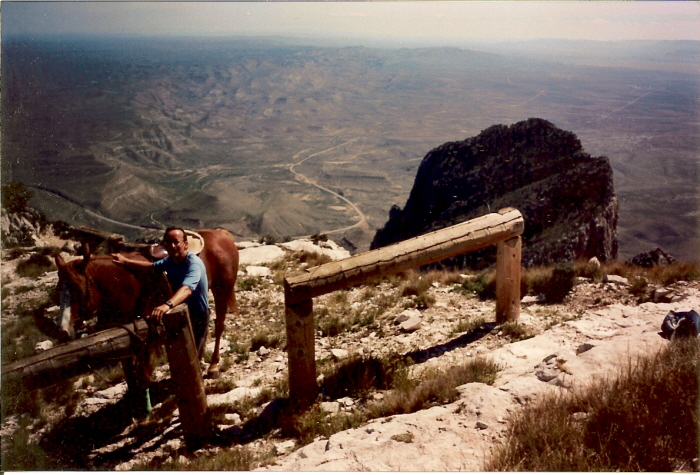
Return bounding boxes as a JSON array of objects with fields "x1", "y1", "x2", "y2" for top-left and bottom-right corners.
[
  {"x1": 76, "y1": 248, "x2": 91, "y2": 273},
  {"x1": 55, "y1": 254, "x2": 66, "y2": 270}
]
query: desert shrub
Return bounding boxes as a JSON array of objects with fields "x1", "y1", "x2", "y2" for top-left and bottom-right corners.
[
  {"x1": 423, "y1": 269, "x2": 464, "y2": 285},
  {"x1": 500, "y1": 321, "x2": 536, "y2": 341},
  {"x1": 294, "y1": 250, "x2": 332, "y2": 268},
  {"x1": 237, "y1": 275, "x2": 262, "y2": 291},
  {"x1": 628, "y1": 276, "x2": 649, "y2": 301},
  {"x1": 599, "y1": 260, "x2": 635, "y2": 279},
  {"x1": 321, "y1": 355, "x2": 410, "y2": 399},
  {"x1": 453, "y1": 272, "x2": 496, "y2": 300},
  {"x1": 250, "y1": 330, "x2": 284, "y2": 351},
  {"x1": 317, "y1": 314, "x2": 351, "y2": 337},
  {"x1": 2, "y1": 180, "x2": 34, "y2": 212},
  {"x1": 399, "y1": 272, "x2": 432, "y2": 297},
  {"x1": 407, "y1": 294, "x2": 436, "y2": 309},
  {"x1": 647, "y1": 261, "x2": 700, "y2": 285},
  {"x1": 365, "y1": 357, "x2": 500, "y2": 419},
  {"x1": 521, "y1": 266, "x2": 552, "y2": 296},
  {"x1": 16, "y1": 253, "x2": 54, "y2": 279},
  {"x1": 310, "y1": 233, "x2": 328, "y2": 244},
  {"x1": 258, "y1": 233, "x2": 277, "y2": 245},
  {"x1": 285, "y1": 355, "x2": 500, "y2": 446},
  {"x1": 487, "y1": 338, "x2": 699, "y2": 471},
  {"x1": 206, "y1": 379, "x2": 237, "y2": 395},
  {"x1": 329, "y1": 290, "x2": 349, "y2": 306},
  {"x1": 139, "y1": 445, "x2": 254, "y2": 471},
  {"x1": 2, "y1": 296, "x2": 55, "y2": 363},
  {"x1": 449, "y1": 316, "x2": 486, "y2": 337},
  {"x1": 537, "y1": 263, "x2": 575, "y2": 303}
]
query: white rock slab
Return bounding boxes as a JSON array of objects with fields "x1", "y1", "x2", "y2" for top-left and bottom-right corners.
[
  {"x1": 245, "y1": 265, "x2": 272, "y2": 277},
  {"x1": 207, "y1": 387, "x2": 262, "y2": 406},
  {"x1": 238, "y1": 246, "x2": 286, "y2": 265}
]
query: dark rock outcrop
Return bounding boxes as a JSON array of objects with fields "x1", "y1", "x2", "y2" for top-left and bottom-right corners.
[
  {"x1": 371, "y1": 118, "x2": 618, "y2": 267},
  {"x1": 627, "y1": 247, "x2": 676, "y2": 268}
]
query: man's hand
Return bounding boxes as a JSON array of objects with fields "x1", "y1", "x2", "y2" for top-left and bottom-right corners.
[
  {"x1": 150, "y1": 303, "x2": 171, "y2": 324},
  {"x1": 112, "y1": 253, "x2": 127, "y2": 265}
]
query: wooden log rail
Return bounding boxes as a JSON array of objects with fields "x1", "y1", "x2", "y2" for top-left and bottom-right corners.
[
  {"x1": 284, "y1": 208, "x2": 524, "y2": 406},
  {"x1": 2, "y1": 304, "x2": 209, "y2": 445},
  {"x1": 3, "y1": 319, "x2": 152, "y2": 390}
]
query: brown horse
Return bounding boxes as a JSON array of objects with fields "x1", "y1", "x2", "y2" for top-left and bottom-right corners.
[{"x1": 55, "y1": 228, "x2": 239, "y2": 377}]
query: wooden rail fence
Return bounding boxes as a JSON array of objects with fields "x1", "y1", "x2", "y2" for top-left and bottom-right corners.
[
  {"x1": 284, "y1": 208, "x2": 524, "y2": 406},
  {"x1": 2, "y1": 304, "x2": 209, "y2": 445}
]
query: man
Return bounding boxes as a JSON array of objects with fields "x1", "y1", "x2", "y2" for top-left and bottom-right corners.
[{"x1": 113, "y1": 227, "x2": 210, "y2": 358}]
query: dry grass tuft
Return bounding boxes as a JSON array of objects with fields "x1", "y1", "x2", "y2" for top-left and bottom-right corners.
[{"x1": 487, "y1": 338, "x2": 699, "y2": 471}]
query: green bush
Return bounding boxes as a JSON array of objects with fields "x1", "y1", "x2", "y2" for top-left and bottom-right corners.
[{"x1": 539, "y1": 263, "x2": 576, "y2": 303}]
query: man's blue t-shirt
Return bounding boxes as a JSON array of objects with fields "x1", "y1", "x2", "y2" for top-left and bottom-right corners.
[{"x1": 153, "y1": 252, "x2": 209, "y2": 316}]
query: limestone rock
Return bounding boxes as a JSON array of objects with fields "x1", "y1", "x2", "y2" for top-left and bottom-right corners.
[
  {"x1": 246, "y1": 266, "x2": 272, "y2": 277},
  {"x1": 331, "y1": 348, "x2": 350, "y2": 360},
  {"x1": 238, "y1": 245, "x2": 286, "y2": 266},
  {"x1": 394, "y1": 308, "x2": 421, "y2": 324},
  {"x1": 34, "y1": 340, "x2": 54, "y2": 353},
  {"x1": 399, "y1": 315, "x2": 422, "y2": 333},
  {"x1": 320, "y1": 402, "x2": 341, "y2": 414},
  {"x1": 604, "y1": 275, "x2": 629, "y2": 286}
]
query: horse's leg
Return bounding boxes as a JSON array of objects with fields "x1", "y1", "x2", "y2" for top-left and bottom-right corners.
[
  {"x1": 206, "y1": 288, "x2": 227, "y2": 379},
  {"x1": 122, "y1": 354, "x2": 152, "y2": 416}
]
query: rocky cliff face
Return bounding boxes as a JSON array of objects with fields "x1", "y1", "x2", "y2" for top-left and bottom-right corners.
[{"x1": 371, "y1": 118, "x2": 618, "y2": 267}]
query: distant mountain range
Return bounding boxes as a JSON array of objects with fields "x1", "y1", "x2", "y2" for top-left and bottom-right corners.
[{"x1": 2, "y1": 36, "x2": 697, "y2": 259}]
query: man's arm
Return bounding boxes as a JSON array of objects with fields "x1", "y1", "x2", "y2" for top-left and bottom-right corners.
[
  {"x1": 112, "y1": 253, "x2": 154, "y2": 270},
  {"x1": 151, "y1": 285, "x2": 193, "y2": 320}
]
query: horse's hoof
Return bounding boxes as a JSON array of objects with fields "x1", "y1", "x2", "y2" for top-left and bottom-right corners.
[{"x1": 207, "y1": 369, "x2": 221, "y2": 379}]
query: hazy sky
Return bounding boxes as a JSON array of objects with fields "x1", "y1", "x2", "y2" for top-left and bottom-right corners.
[{"x1": 3, "y1": 1, "x2": 700, "y2": 42}]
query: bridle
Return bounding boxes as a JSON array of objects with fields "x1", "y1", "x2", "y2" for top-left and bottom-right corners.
[{"x1": 63, "y1": 261, "x2": 99, "y2": 323}]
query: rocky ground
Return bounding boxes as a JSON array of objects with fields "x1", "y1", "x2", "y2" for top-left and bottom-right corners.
[{"x1": 2, "y1": 236, "x2": 698, "y2": 471}]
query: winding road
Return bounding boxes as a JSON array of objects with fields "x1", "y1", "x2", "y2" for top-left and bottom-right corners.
[{"x1": 289, "y1": 139, "x2": 370, "y2": 235}]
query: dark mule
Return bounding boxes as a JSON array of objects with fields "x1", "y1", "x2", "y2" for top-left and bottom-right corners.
[{"x1": 55, "y1": 228, "x2": 239, "y2": 378}]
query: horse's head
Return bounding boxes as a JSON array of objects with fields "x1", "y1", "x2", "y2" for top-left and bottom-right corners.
[
  {"x1": 55, "y1": 250, "x2": 172, "y2": 340},
  {"x1": 55, "y1": 253, "x2": 100, "y2": 339}
]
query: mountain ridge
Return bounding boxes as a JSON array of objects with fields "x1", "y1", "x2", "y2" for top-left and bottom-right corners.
[{"x1": 372, "y1": 118, "x2": 618, "y2": 267}]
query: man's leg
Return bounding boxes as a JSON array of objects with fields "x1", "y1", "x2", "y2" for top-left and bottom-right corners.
[{"x1": 190, "y1": 309, "x2": 211, "y2": 360}]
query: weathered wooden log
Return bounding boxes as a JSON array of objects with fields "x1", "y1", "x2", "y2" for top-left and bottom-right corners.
[
  {"x1": 161, "y1": 304, "x2": 210, "y2": 445},
  {"x1": 2, "y1": 319, "x2": 151, "y2": 390},
  {"x1": 496, "y1": 236, "x2": 522, "y2": 323},
  {"x1": 284, "y1": 208, "x2": 524, "y2": 304},
  {"x1": 285, "y1": 299, "x2": 316, "y2": 407},
  {"x1": 284, "y1": 208, "x2": 524, "y2": 405}
]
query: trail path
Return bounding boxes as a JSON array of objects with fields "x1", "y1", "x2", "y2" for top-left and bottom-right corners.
[{"x1": 289, "y1": 139, "x2": 369, "y2": 235}]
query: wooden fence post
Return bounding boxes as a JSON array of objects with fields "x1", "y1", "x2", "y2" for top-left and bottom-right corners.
[
  {"x1": 284, "y1": 295, "x2": 317, "y2": 408},
  {"x1": 161, "y1": 304, "x2": 210, "y2": 446},
  {"x1": 496, "y1": 235, "x2": 521, "y2": 323}
]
